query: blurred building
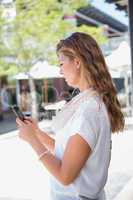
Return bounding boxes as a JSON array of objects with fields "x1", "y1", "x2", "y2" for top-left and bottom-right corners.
[
  {"x1": 76, "y1": 5, "x2": 128, "y2": 38},
  {"x1": 104, "y1": 0, "x2": 133, "y2": 111}
]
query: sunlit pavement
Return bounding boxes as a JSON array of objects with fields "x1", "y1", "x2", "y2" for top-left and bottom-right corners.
[
  {"x1": 0, "y1": 118, "x2": 133, "y2": 200},
  {"x1": 0, "y1": 120, "x2": 52, "y2": 200},
  {"x1": 105, "y1": 118, "x2": 133, "y2": 199}
]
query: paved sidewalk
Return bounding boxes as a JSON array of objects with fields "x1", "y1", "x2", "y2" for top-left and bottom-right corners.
[
  {"x1": 105, "y1": 122, "x2": 133, "y2": 199},
  {"x1": 0, "y1": 117, "x2": 133, "y2": 200},
  {"x1": 0, "y1": 120, "x2": 53, "y2": 200}
]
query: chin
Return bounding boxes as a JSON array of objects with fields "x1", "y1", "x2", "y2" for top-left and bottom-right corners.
[
  {"x1": 67, "y1": 82, "x2": 72, "y2": 87},
  {"x1": 65, "y1": 78, "x2": 77, "y2": 88}
]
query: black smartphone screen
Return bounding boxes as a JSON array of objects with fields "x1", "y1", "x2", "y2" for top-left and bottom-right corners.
[{"x1": 11, "y1": 105, "x2": 25, "y2": 121}]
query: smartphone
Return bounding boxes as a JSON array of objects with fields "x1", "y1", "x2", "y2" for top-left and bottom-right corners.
[{"x1": 11, "y1": 105, "x2": 25, "y2": 121}]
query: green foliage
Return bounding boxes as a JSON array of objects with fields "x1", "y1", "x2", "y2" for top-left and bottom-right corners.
[
  {"x1": 0, "y1": 6, "x2": 6, "y2": 57},
  {"x1": 0, "y1": 0, "x2": 107, "y2": 76},
  {"x1": 75, "y1": 25, "x2": 107, "y2": 44},
  {"x1": 10, "y1": 0, "x2": 90, "y2": 68},
  {"x1": 0, "y1": 59, "x2": 18, "y2": 76}
]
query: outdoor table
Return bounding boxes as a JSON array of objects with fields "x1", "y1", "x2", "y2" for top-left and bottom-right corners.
[{"x1": 42, "y1": 100, "x2": 66, "y2": 120}]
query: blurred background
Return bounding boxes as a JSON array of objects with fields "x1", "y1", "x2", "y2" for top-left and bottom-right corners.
[
  {"x1": 0, "y1": 0, "x2": 133, "y2": 200},
  {"x1": 0, "y1": 0, "x2": 132, "y2": 133}
]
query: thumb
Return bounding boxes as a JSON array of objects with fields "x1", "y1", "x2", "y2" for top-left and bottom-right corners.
[{"x1": 16, "y1": 117, "x2": 25, "y2": 126}]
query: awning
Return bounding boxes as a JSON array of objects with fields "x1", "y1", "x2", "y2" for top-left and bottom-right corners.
[{"x1": 15, "y1": 61, "x2": 62, "y2": 80}]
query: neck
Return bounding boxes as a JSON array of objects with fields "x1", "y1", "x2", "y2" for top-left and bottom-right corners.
[{"x1": 78, "y1": 80, "x2": 92, "y2": 92}]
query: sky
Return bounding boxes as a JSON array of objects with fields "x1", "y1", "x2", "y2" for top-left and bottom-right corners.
[{"x1": 91, "y1": 0, "x2": 128, "y2": 25}]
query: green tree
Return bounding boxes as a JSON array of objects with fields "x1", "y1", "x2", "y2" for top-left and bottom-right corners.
[
  {"x1": 1, "y1": 0, "x2": 107, "y2": 74},
  {"x1": 0, "y1": 4, "x2": 18, "y2": 76},
  {"x1": 12, "y1": 0, "x2": 106, "y2": 66}
]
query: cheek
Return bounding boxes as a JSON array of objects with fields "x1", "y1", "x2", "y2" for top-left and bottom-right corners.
[
  {"x1": 66, "y1": 61, "x2": 77, "y2": 73},
  {"x1": 61, "y1": 63, "x2": 71, "y2": 74},
  {"x1": 69, "y1": 64, "x2": 79, "y2": 75},
  {"x1": 61, "y1": 60, "x2": 78, "y2": 79},
  {"x1": 67, "y1": 66, "x2": 79, "y2": 83}
]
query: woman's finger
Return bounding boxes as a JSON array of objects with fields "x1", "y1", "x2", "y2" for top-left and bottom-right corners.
[
  {"x1": 17, "y1": 124, "x2": 21, "y2": 129},
  {"x1": 16, "y1": 117, "x2": 25, "y2": 126},
  {"x1": 24, "y1": 116, "x2": 32, "y2": 121},
  {"x1": 24, "y1": 117, "x2": 36, "y2": 124},
  {"x1": 24, "y1": 119, "x2": 32, "y2": 125}
]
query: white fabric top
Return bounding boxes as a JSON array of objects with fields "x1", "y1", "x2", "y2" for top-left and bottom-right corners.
[{"x1": 50, "y1": 89, "x2": 111, "y2": 200}]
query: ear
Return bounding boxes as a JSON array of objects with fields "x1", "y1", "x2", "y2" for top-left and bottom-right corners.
[{"x1": 74, "y1": 57, "x2": 81, "y2": 69}]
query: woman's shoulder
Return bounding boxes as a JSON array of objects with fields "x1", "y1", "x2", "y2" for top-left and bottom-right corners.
[{"x1": 77, "y1": 95, "x2": 102, "y2": 114}]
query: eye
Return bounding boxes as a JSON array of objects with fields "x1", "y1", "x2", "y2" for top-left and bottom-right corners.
[{"x1": 59, "y1": 63, "x2": 63, "y2": 67}]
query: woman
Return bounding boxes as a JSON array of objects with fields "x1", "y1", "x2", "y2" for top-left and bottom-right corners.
[{"x1": 17, "y1": 32, "x2": 125, "y2": 200}]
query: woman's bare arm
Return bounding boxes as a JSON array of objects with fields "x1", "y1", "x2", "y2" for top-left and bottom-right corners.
[
  {"x1": 35, "y1": 129, "x2": 55, "y2": 153},
  {"x1": 22, "y1": 117, "x2": 55, "y2": 153},
  {"x1": 33, "y1": 133, "x2": 91, "y2": 185},
  {"x1": 17, "y1": 118, "x2": 92, "y2": 186}
]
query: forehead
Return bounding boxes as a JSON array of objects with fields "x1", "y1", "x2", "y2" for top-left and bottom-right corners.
[{"x1": 58, "y1": 48, "x2": 77, "y2": 62}]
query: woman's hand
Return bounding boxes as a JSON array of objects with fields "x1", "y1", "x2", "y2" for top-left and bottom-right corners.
[{"x1": 16, "y1": 117, "x2": 39, "y2": 144}]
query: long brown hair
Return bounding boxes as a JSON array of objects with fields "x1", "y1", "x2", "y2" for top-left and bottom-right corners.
[{"x1": 56, "y1": 32, "x2": 125, "y2": 133}]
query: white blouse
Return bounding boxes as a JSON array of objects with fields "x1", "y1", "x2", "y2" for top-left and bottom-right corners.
[{"x1": 50, "y1": 89, "x2": 111, "y2": 200}]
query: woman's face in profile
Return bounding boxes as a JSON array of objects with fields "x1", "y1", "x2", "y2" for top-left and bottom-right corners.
[{"x1": 58, "y1": 52, "x2": 80, "y2": 88}]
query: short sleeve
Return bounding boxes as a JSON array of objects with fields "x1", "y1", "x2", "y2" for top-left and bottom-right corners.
[{"x1": 71, "y1": 103, "x2": 99, "y2": 151}]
